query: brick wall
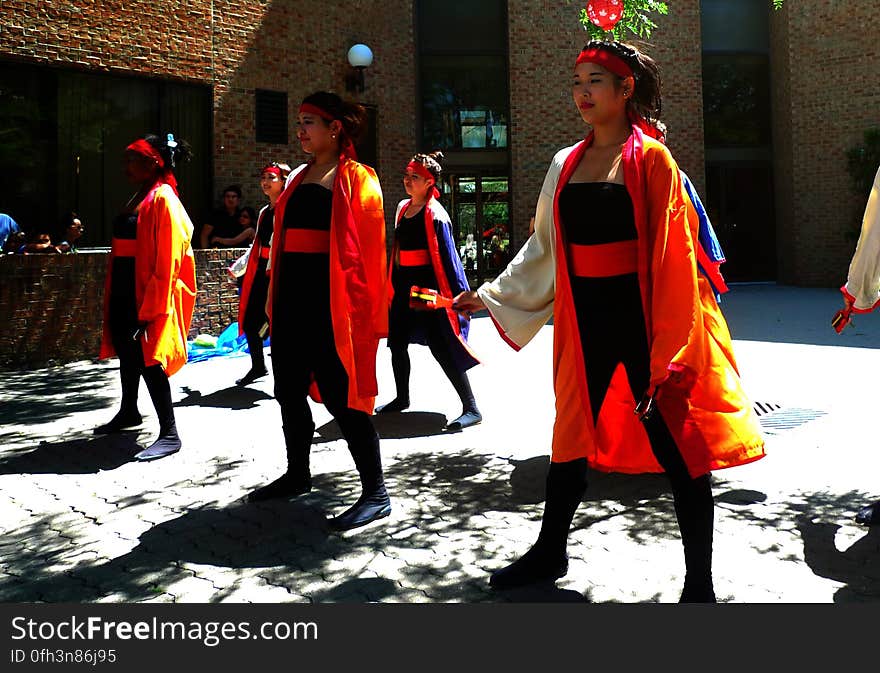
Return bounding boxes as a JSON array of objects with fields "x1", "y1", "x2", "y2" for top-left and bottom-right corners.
[
  {"x1": 4, "y1": 0, "x2": 875, "y2": 288},
  {"x1": 507, "y1": 1, "x2": 705, "y2": 244},
  {"x1": 770, "y1": 2, "x2": 880, "y2": 286},
  {"x1": 0, "y1": 249, "x2": 247, "y2": 370}
]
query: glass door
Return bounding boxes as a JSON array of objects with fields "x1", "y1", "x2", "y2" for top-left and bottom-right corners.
[{"x1": 440, "y1": 173, "x2": 510, "y2": 285}]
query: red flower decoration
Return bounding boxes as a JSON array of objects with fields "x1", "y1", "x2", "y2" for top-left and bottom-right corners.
[{"x1": 586, "y1": 0, "x2": 624, "y2": 31}]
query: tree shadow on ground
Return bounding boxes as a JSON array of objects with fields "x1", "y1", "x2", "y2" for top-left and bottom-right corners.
[
  {"x1": 3, "y1": 450, "x2": 875, "y2": 604},
  {"x1": 0, "y1": 364, "x2": 117, "y2": 426},
  {"x1": 0, "y1": 432, "x2": 143, "y2": 475},
  {"x1": 174, "y1": 385, "x2": 273, "y2": 410},
  {"x1": 315, "y1": 411, "x2": 449, "y2": 442},
  {"x1": 797, "y1": 514, "x2": 880, "y2": 602}
]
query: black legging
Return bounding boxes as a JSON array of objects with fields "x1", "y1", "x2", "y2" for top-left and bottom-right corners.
[
  {"x1": 577, "y1": 279, "x2": 713, "y2": 591},
  {"x1": 108, "y1": 319, "x2": 176, "y2": 436},
  {"x1": 271, "y1": 301, "x2": 379, "y2": 476},
  {"x1": 241, "y1": 262, "x2": 269, "y2": 370},
  {"x1": 388, "y1": 322, "x2": 477, "y2": 411}
]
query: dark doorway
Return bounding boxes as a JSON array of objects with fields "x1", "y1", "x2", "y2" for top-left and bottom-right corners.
[{"x1": 706, "y1": 160, "x2": 776, "y2": 281}]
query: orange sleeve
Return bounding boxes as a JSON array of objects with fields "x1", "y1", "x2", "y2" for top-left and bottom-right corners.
[
  {"x1": 350, "y1": 164, "x2": 388, "y2": 338},
  {"x1": 645, "y1": 147, "x2": 704, "y2": 392},
  {"x1": 138, "y1": 191, "x2": 183, "y2": 325}
]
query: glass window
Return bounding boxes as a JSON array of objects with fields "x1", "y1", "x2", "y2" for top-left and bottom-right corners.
[
  {"x1": 702, "y1": 53, "x2": 771, "y2": 148},
  {"x1": 421, "y1": 53, "x2": 508, "y2": 150},
  {"x1": 0, "y1": 61, "x2": 211, "y2": 246}
]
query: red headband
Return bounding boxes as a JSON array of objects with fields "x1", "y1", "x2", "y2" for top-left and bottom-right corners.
[
  {"x1": 126, "y1": 139, "x2": 164, "y2": 167},
  {"x1": 261, "y1": 165, "x2": 282, "y2": 177},
  {"x1": 575, "y1": 47, "x2": 633, "y2": 80},
  {"x1": 299, "y1": 102, "x2": 334, "y2": 121},
  {"x1": 126, "y1": 138, "x2": 179, "y2": 195},
  {"x1": 299, "y1": 103, "x2": 358, "y2": 161},
  {"x1": 406, "y1": 161, "x2": 440, "y2": 199}
]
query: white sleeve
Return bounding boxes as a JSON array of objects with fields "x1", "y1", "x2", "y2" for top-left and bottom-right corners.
[
  {"x1": 476, "y1": 149, "x2": 568, "y2": 348},
  {"x1": 229, "y1": 247, "x2": 250, "y2": 278},
  {"x1": 845, "y1": 165, "x2": 880, "y2": 310}
]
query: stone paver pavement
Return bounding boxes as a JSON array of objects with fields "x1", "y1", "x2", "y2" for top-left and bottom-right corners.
[{"x1": 1, "y1": 284, "x2": 879, "y2": 603}]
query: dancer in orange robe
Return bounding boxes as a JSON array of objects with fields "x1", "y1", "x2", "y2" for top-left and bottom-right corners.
[
  {"x1": 247, "y1": 91, "x2": 391, "y2": 532},
  {"x1": 97, "y1": 133, "x2": 197, "y2": 461},
  {"x1": 455, "y1": 41, "x2": 765, "y2": 601}
]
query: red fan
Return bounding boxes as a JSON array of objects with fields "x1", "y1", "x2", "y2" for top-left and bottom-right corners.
[
  {"x1": 831, "y1": 308, "x2": 852, "y2": 334},
  {"x1": 586, "y1": 0, "x2": 624, "y2": 31},
  {"x1": 409, "y1": 286, "x2": 454, "y2": 311}
]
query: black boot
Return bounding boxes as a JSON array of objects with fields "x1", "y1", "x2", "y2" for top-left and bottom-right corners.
[
  {"x1": 856, "y1": 500, "x2": 880, "y2": 525},
  {"x1": 490, "y1": 458, "x2": 587, "y2": 590},
  {"x1": 376, "y1": 348, "x2": 410, "y2": 414},
  {"x1": 329, "y1": 431, "x2": 391, "y2": 530},
  {"x1": 93, "y1": 410, "x2": 143, "y2": 434},
  {"x1": 430, "y1": 339, "x2": 482, "y2": 430},
  {"x1": 674, "y1": 474, "x2": 716, "y2": 603},
  {"x1": 135, "y1": 365, "x2": 181, "y2": 461},
  {"x1": 95, "y1": 358, "x2": 142, "y2": 434},
  {"x1": 247, "y1": 421, "x2": 313, "y2": 502},
  {"x1": 237, "y1": 333, "x2": 268, "y2": 386}
]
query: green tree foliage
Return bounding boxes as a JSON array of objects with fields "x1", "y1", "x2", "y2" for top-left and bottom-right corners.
[
  {"x1": 571, "y1": 1, "x2": 668, "y2": 41},
  {"x1": 569, "y1": 1, "x2": 785, "y2": 40}
]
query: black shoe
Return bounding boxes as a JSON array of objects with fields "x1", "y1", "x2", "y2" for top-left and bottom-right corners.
[
  {"x1": 236, "y1": 367, "x2": 268, "y2": 386},
  {"x1": 247, "y1": 472, "x2": 312, "y2": 503},
  {"x1": 375, "y1": 398, "x2": 409, "y2": 414},
  {"x1": 94, "y1": 411, "x2": 143, "y2": 435},
  {"x1": 134, "y1": 434, "x2": 181, "y2": 461},
  {"x1": 489, "y1": 547, "x2": 568, "y2": 590},
  {"x1": 856, "y1": 501, "x2": 880, "y2": 526},
  {"x1": 446, "y1": 409, "x2": 482, "y2": 431},
  {"x1": 679, "y1": 582, "x2": 717, "y2": 603},
  {"x1": 328, "y1": 490, "x2": 392, "y2": 531}
]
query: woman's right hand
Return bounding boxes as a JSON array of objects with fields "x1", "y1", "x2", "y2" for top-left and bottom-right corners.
[{"x1": 452, "y1": 291, "x2": 486, "y2": 316}]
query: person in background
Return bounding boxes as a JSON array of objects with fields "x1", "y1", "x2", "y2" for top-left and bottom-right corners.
[
  {"x1": 19, "y1": 230, "x2": 56, "y2": 254},
  {"x1": 246, "y1": 91, "x2": 391, "y2": 532},
  {"x1": 95, "y1": 132, "x2": 197, "y2": 462},
  {"x1": 200, "y1": 185, "x2": 242, "y2": 248},
  {"x1": 835, "y1": 163, "x2": 880, "y2": 526},
  {"x1": 377, "y1": 150, "x2": 482, "y2": 431},
  {"x1": 0, "y1": 212, "x2": 20, "y2": 250},
  {"x1": 232, "y1": 163, "x2": 291, "y2": 386},
  {"x1": 55, "y1": 211, "x2": 85, "y2": 253},
  {"x1": 453, "y1": 40, "x2": 765, "y2": 602},
  {"x1": 211, "y1": 206, "x2": 256, "y2": 248}
]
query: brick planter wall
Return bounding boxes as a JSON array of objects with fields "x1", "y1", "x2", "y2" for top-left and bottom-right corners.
[{"x1": 0, "y1": 248, "x2": 247, "y2": 370}]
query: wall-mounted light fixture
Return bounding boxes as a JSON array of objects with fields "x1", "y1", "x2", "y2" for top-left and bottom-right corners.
[{"x1": 345, "y1": 43, "x2": 373, "y2": 93}]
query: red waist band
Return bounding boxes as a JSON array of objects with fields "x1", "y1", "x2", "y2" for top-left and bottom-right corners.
[
  {"x1": 399, "y1": 249, "x2": 431, "y2": 266},
  {"x1": 568, "y1": 240, "x2": 638, "y2": 277},
  {"x1": 112, "y1": 238, "x2": 137, "y2": 258},
  {"x1": 283, "y1": 228, "x2": 330, "y2": 253}
]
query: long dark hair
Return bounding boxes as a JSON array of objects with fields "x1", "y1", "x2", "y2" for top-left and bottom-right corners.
[{"x1": 581, "y1": 40, "x2": 666, "y2": 140}]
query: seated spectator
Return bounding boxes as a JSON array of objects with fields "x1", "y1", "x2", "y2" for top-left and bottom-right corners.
[
  {"x1": 2, "y1": 229, "x2": 25, "y2": 254},
  {"x1": 54, "y1": 211, "x2": 85, "y2": 253},
  {"x1": 0, "y1": 212, "x2": 20, "y2": 250},
  {"x1": 19, "y1": 230, "x2": 57, "y2": 254},
  {"x1": 209, "y1": 205, "x2": 256, "y2": 248},
  {"x1": 200, "y1": 185, "x2": 242, "y2": 248}
]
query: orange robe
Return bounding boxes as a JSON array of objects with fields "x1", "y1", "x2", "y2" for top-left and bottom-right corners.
[
  {"x1": 267, "y1": 158, "x2": 387, "y2": 414},
  {"x1": 478, "y1": 127, "x2": 765, "y2": 477},
  {"x1": 99, "y1": 182, "x2": 197, "y2": 377}
]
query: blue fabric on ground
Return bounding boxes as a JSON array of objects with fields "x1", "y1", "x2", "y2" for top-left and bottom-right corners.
[{"x1": 186, "y1": 322, "x2": 270, "y2": 363}]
